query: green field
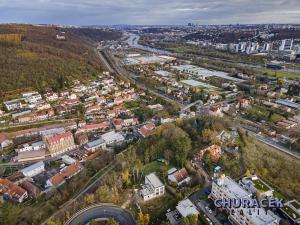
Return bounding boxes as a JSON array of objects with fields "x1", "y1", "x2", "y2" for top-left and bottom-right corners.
[
  {"x1": 256, "y1": 68, "x2": 300, "y2": 79},
  {"x1": 143, "y1": 161, "x2": 174, "y2": 175}
]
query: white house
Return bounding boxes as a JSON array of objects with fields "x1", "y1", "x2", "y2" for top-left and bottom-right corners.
[
  {"x1": 21, "y1": 161, "x2": 45, "y2": 177},
  {"x1": 176, "y1": 198, "x2": 199, "y2": 218},
  {"x1": 140, "y1": 173, "x2": 165, "y2": 201},
  {"x1": 61, "y1": 155, "x2": 77, "y2": 165}
]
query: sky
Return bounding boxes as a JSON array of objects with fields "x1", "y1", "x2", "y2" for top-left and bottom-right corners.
[{"x1": 0, "y1": 0, "x2": 300, "y2": 25}]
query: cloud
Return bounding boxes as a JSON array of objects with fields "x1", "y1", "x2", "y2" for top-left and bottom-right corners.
[{"x1": 0, "y1": 0, "x2": 299, "y2": 25}]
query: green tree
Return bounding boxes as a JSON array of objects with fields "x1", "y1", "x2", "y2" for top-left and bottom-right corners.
[
  {"x1": 179, "y1": 215, "x2": 198, "y2": 225},
  {"x1": 201, "y1": 128, "x2": 217, "y2": 144},
  {"x1": 173, "y1": 136, "x2": 192, "y2": 167}
]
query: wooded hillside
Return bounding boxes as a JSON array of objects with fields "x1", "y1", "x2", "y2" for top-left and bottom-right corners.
[{"x1": 0, "y1": 24, "x2": 121, "y2": 98}]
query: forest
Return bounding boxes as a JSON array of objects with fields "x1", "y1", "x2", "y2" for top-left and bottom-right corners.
[{"x1": 0, "y1": 24, "x2": 121, "y2": 98}]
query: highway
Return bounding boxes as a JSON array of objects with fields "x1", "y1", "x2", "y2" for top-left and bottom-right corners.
[{"x1": 65, "y1": 204, "x2": 137, "y2": 225}]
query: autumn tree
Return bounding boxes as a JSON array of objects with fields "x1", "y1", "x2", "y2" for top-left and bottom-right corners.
[{"x1": 137, "y1": 212, "x2": 150, "y2": 225}]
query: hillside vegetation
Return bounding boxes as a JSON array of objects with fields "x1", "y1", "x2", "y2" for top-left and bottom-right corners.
[{"x1": 0, "y1": 24, "x2": 121, "y2": 98}]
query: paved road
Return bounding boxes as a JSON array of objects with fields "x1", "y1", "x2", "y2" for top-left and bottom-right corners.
[
  {"x1": 65, "y1": 204, "x2": 137, "y2": 225},
  {"x1": 195, "y1": 200, "x2": 222, "y2": 225},
  {"x1": 98, "y1": 49, "x2": 183, "y2": 108}
]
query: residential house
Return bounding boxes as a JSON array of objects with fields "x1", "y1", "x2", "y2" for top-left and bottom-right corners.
[
  {"x1": 0, "y1": 178, "x2": 28, "y2": 203},
  {"x1": 123, "y1": 118, "x2": 139, "y2": 127},
  {"x1": 236, "y1": 98, "x2": 250, "y2": 109},
  {"x1": 168, "y1": 168, "x2": 191, "y2": 186},
  {"x1": 112, "y1": 118, "x2": 123, "y2": 130},
  {"x1": 147, "y1": 104, "x2": 164, "y2": 111},
  {"x1": 176, "y1": 198, "x2": 199, "y2": 218},
  {"x1": 140, "y1": 173, "x2": 165, "y2": 201},
  {"x1": 138, "y1": 123, "x2": 156, "y2": 138},
  {"x1": 194, "y1": 145, "x2": 222, "y2": 163},
  {"x1": 46, "y1": 161, "x2": 82, "y2": 187},
  {"x1": 208, "y1": 106, "x2": 223, "y2": 117},
  {"x1": 44, "y1": 92, "x2": 58, "y2": 102}
]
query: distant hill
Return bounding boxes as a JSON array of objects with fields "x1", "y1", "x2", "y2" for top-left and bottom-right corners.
[{"x1": 0, "y1": 24, "x2": 121, "y2": 98}]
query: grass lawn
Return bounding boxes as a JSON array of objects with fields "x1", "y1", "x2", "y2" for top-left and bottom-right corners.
[
  {"x1": 255, "y1": 68, "x2": 300, "y2": 79},
  {"x1": 143, "y1": 161, "x2": 174, "y2": 175},
  {"x1": 252, "y1": 179, "x2": 270, "y2": 192}
]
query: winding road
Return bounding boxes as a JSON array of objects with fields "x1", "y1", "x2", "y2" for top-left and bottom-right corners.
[{"x1": 65, "y1": 204, "x2": 137, "y2": 225}]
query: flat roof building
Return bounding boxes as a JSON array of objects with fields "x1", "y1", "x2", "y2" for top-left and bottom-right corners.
[
  {"x1": 140, "y1": 172, "x2": 165, "y2": 201},
  {"x1": 21, "y1": 161, "x2": 45, "y2": 177},
  {"x1": 210, "y1": 175, "x2": 280, "y2": 225}
]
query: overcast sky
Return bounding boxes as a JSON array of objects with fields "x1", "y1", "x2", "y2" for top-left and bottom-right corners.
[{"x1": 1, "y1": 0, "x2": 300, "y2": 25}]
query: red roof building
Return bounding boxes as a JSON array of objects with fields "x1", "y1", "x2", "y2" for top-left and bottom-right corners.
[
  {"x1": 0, "y1": 178, "x2": 28, "y2": 202},
  {"x1": 47, "y1": 161, "x2": 82, "y2": 187},
  {"x1": 79, "y1": 121, "x2": 111, "y2": 133},
  {"x1": 138, "y1": 123, "x2": 156, "y2": 138},
  {"x1": 45, "y1": 131, "x2": 75, "y2": 157}
]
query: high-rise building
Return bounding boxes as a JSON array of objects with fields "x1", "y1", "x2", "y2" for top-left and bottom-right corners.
[{"x1": 279, "y1": 39, "x2": 293, "y2": 51}]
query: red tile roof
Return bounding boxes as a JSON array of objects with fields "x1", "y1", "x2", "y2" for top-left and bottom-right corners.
[
  {"x1": 0, "y1": 178, "x2": 27, "y2": 200},
  {"x1": 139, "y1": 123, "x2": 156, "y2": 138},
  {"x1": 49, "y1": 161, "x2": 82, "y2": 186},
  {"x1": 46, "y1": 131, "x2": 73, "y2": 145},
  {"x1": 0, "y1": 132, "x2": 10, "y2": 143},
  {"x1": 173, "y1": 168, "x2": 189, "y2": 183},
  {"x1": 80, "y1": 121, "x2": 111, "y2": 131},
  {"x1": 112, "y1": 118, "x2": 123, "y2": 126}
]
